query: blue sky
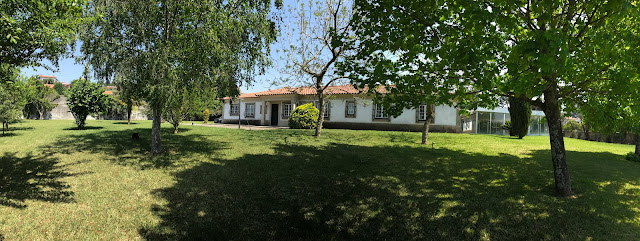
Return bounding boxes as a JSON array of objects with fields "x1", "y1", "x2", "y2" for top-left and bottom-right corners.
[{"x1": 21, "y1": 45, "x2": 283, "y2": 93}]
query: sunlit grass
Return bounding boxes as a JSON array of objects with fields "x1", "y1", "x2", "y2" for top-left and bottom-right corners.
[{"x1": 0, "y1": 120, "x2": 638, "y2": 240}]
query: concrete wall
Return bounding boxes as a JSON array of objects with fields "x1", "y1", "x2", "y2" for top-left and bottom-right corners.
[{"x1": 31, "y1": 96, "x2": 148, "y2": 121}]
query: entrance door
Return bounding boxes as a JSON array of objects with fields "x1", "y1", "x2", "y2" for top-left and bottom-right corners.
[{"x1": 271, "y1": 104, "x2": 279, "y2": 126}]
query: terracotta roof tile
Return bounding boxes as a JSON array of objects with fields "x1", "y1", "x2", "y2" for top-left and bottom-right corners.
[{"x1": 231, "y1": 84, "x2": 389, "y2": 99}]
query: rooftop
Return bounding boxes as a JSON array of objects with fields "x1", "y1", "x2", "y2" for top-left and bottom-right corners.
[{"x1": 232, "y1": 84, "x2": 388, "y2": 99}]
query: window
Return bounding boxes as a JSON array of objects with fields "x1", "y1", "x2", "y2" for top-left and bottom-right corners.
[
  {"x1": 374, "y1": 104, "x2": 388, "y2": 119},
  {"x1": 282, "y1": 103, "x2": 293, "y2": 117},
  {"x1": 324, "y1": 102, "x2": 330, "y2": 118},
  {"x1": 245, "y1": 103, "x2": 255, "y2": 117},
  {"x1": 345, "y1": 101, "x2": 356, "y2": 117},
  {"x1": 417, "y1": 104, "x2": 434, "y2": 122},
  {"x1": 347, "y1": 102, "x2": 355, "y2": 115},
  {"x1": 230, "y1": 104, "x2": 239, "y2": 116}
]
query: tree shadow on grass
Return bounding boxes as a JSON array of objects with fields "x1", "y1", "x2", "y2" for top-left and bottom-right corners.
[
  {"x1": 42, "y1": 127, "x2": 229, "y2": 170},
  {"x1": 63, "y1": 126, "x2": 105, "y2": 130},
  {"x1": 0, "y1": 126, "x2": 35, "y2": 137},
  {"x1": 139, "y1": 143, "x2": 640, "y2": 240},
  {"x1": 113, "y1": 122, "x2": 139, "y2": 125},
  {"x1": 0, "y1": 152, "x2": 78, "y2": 208}
]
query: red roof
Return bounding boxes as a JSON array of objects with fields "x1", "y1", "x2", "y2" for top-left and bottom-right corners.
[
  {"x1": 103, "y1": 90, "x2": 114, "y2": 95},
  {"x1": 230, "y1": 84, "x2": 388, "y2": 99},
  {"x1": 38, "y1": 74, "x2": 57, "y2": 79}
]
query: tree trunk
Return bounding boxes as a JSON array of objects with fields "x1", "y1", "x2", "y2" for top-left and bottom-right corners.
[
  {"x1": 543, "y1": 86, "x2": 573, "y2": 197},
  {"x1": 38, "y1": 110, "x2": 43, "y2": 120},
  {"x1": 635, "y1": 134, "x2": 640, "y2": 156},
  {"x1": 2, "y1": 122, "x2": 5, "y2": 135},
  {"x1": 421, "y1": 119, "x2": 430, "y2": 145},
  {"x1": 127, "y1": 101, "x2": 132, "y2": 125},
  {"x1": 315, "y1": 92, "x2": 325, "y2": 137},
  {"x1": 173, "y1": 123, "x2": 179, "y2": 134},
  {"x1": 151, "y1": 103, "x2": 163, "y2": 154}
]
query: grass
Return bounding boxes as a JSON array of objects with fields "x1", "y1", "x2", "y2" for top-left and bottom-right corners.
[{"x1": 0, "y1": 120, "x2": 639, "y2": 240}]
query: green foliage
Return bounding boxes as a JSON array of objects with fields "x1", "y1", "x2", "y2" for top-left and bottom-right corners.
[
  {"x1": 67, "y1": 78, "x2": 110, "y2": 129},
  {"x1": 0, "y1": 74, "x2": 26, "y2": 133},
  {"x1": 508, "y1": 97, "x2": 532, "y2": 139},
  {"x1": 81, "y1": 0, "x2": 281, "y2": 152},
  {"x1": 625, "y1": 152, "x2": 640, "y2": 162},
  {"x1": 24, "y1": 77, "x2": 56, "y2": 119},
  {"x1": 202, "y1": 109, "x2": 210, "y2": 124},
  {"x1": 502, "y1": 120, "x2": 512, "y2": 132},
  {"x1": 564, "y1": 120, "x2": 582, "y2": 132},
  {"x1": 53, "y1": 82, "x2": 67, "y2": 96},
  {"x1": 0, "y1": 0, "x2": 85, "y2": 78},
  {"x1": 288, "y1": 103, "x2": 319, "y2": 129}
]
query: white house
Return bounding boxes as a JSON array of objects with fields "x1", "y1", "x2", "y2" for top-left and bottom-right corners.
[{"x1": 222, "y1": 85, "x2": 461, "y2": 132}]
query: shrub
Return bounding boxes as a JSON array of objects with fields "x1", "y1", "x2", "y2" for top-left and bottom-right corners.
[
  {"x1": 203, "y1": 109, "x2": 210, "y2": 124},
  {"x1": 563, "y1": 120, "x2": 581, "y2": 132},
  {"x1": 288, "y1": 103, "x2": 319, "y2": 129},
  {"x1": 625, "y1": 152, "x2": 640, "y2": 162}
]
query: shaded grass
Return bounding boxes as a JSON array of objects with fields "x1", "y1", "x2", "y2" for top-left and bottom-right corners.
[{"x1": 0, "y1": 120, "x2": 639, "y2": 240}]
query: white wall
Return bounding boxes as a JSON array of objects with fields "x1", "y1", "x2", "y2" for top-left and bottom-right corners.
[
  {"x1": 324, "y1": 97, "x2": 458, "y2": 126},
  {"x1": 223, "y1": 96, "x2": 460, "y2": 127}
]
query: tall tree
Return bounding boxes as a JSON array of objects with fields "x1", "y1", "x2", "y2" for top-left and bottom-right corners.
[
  {"x1": 67, "y1": 78, "x2": 110, "y2": 129},
  {"x1": 113, "y1": 77, "x2": 142, "y2": 125},
  {"x1": 25, "y1": 77, "x2": 56, "y2": 120},
  {"x1": 81, "y1": 0, "x2": 281, "y2": 154},
  {"x1": 279, "y1": 0, "x2": 354, "y2": 137},
  {"x1": 345, "y1": 0, "x2": 640, "y2": 197},
  {"x1": 0, "y1": 0, "x2": 85, "y2": 79},
  {"x1": 508, "y1": 96, "x2": 532, "y2": 139}
]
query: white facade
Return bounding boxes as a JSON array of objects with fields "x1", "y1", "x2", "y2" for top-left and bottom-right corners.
[{"x1": 223, "y1": 93, "x2": 461, "y2": 132}]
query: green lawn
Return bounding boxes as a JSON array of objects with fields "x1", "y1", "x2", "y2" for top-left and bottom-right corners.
[{"x1": 1, "y1": 120, "x2": 639, "y2": 240}]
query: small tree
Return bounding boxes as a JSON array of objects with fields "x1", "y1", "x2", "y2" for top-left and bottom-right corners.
[
  {"x1": 0, "y1": 76, "x2": 26, "y2": 135},
  {"x1": 202, "y1": 109, "x2": 210, "y2": 124},
  {"x1": 508, "y1": 96, "x2": 532, "y2": 139},
  {"x1": 53, "y1": 82, "x2": 67, "y2": 95},
  {"x1": 288, "y1": 103, "x2": 319, "y2": 129},
  {"x1": 25, "y1": 77, "x2": 56, "y2": 120},
  {"x1": 67, "y1": 78, "x2": 110, "y2": 129}
]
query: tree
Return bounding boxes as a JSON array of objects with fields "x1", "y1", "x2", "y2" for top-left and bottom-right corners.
[
  {"x1": 577, "y1": 79, "x2": 640, "y2": 156},
  {"x1": 113, "y1": 78, "x2": 142, "y2": 125},
  {"x1": 67, "y1": 78, "x2": 110, "y2": 129},
  {"x1": 53, "y1": 82, "x2": 67, "y2": 96},
  {"x1": 163, "y1": 87, "x2": 203, "y2": 134},
  {"x1": 81, "y1": 0, "x2": 280, "y2": 154},
  {"x1": 0, "y1": 73, "x2": 26, "y2": 134},
  {"x1": 0, "y1": 0, "x2": 85, "y2": 79},
  {"x1": 25, "y1": 77, "x2": 56, "y2": 120},
  {"x1": 345, "y1": 0, "x2": 640, "y2": 197},
  {"x1": 279, "y1": 0, "x2": 354, "y2": 137},
  {"x1": 508, "y1": 96, "x2": 531, "y2": 139}
]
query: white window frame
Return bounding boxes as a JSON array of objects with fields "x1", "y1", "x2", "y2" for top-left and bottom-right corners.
[
  {"x1": 418, "y1": 104, "x2": 428, "y2": 121},
  {"x1": 282, "y1": 103, "x2": 293, "y2": 117},
  {"x1": 374, "y1": 104, "x2": 388, "y2": 119},
  {"x1": 230, "y1": 104, "x2": 240, "y2": 116},
  {"x1": 245, "y1": 103, "x2": 255, "y2": 117},
  {"x1": 323, "y1": 102, "x2": 330, "y2": 118},
  {"x1": 347, "y1": 102, "x2": 355, "y2": 115}
]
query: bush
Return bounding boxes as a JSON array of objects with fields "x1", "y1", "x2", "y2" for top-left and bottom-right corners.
[
  {"x1": 203, "y1": 109, "x2": 210, "y2": 124},
  {"x1": 288, "y1": 103, "x2": 319, "y2": 129},
  {"x1": 563, "y1": 120, "x2": 581, "y2": 132},
  {"x1": 625, "y1": 152, "x2": 640, "y2": 162}
]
